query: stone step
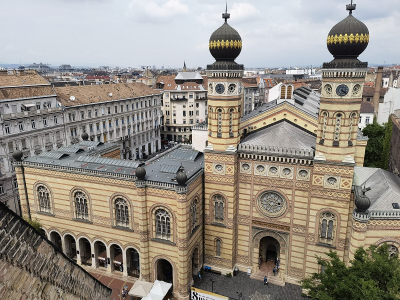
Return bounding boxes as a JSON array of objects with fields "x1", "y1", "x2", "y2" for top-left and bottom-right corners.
[{"x1": 250, "y1": 272, "x2": 285, "y2": 286}]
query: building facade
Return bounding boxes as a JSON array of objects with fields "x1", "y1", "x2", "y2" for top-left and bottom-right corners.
[
  {"x1": 14, "y1": 4, "x2": 400, "y2": 300},
  {"x1": 0, "y1": 70, "x2": 65, "y2": 214},
  {"x1": 55, "y1": 83, "x2": 162, "y2": 160}
]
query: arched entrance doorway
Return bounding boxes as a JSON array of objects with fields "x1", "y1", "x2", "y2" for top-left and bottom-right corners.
[
  {"x1": 192, "y1": 248, "x2": 199, "y2": 276},
  {"x1": 157, "y1": 259, "x2": 173, "y2": 284},
  {"x1": 50, "y1": 231, "x2": 62, "y2": 250},
  {"x1": 259, "y1": 236, "x2": 280, "y2": 266},
  {"x1": 79, "y1": 237, "x2": 92, "y2": 266},
  {"x1": 64, "y1": 234, "x2": 77, "y2": 262},
  {"x1": 126, "y1": 248, "x2": 140, "y2": 278},
  {"x1": 110, "y1": 244, "x2": 123, "y2": 273},
  {"x1": 94, "y1": 241, "x2": 107, "y2": 268}
]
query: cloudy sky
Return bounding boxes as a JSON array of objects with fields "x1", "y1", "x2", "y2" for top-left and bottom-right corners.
[{"x1": 0, "y1": 0, "x2": 398, "y2": 69}]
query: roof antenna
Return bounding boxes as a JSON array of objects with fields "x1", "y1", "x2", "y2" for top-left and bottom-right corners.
[
  {"x1": 222, "y1": 0, "x2": 230, "y2": 22},
  {"x1": 346, "y1": 0, "x2": 356, "y2": 15}
]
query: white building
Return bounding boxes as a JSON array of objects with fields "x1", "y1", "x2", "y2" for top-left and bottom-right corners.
[
  {"x1": 0, "y1": 70, "x2": 66, "y2": 214},
  {"x1": 377, "y1": 87, "x2": 400, "y2": 124},
  {"x1": 55, "y1": 83, "x2": 162, "y2": 160},
  {"x1": 156, "y1": 71, "x2": 208, "y2": 143},
  {"x1": 359, "y1": 101, "x2": 375, "y2": 130}
]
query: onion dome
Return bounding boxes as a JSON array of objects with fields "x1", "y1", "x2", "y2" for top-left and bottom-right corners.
[
  {"x1": 176, "y1": 166, "x2": 187, "y2": 186},
  {"x1": 12, "y1": 150, "x2": 23, "y2": 162},
  {"x1": 81, "y1": 132, "x2": 89, "y2": 141},
  {"x1": 327, "y1": 2, "x2": 369, "y2": 59},
  {"x1": 135, "y1": 165, "x2": 146, "y2": 180},
  {"x1": 355, "y1": 186, "x2": 371, "y2": 212},
  {"x1": 209, "y1": 6, "x2": 242, "y2": 61}
]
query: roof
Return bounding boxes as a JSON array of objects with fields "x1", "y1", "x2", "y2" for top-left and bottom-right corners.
[
  {"x1": 256, "y1": 78, "x2": 276, "y2": 88},
  {"x1": 243, "y1": 77, "x2": 258, "y2": 88},
  {"x1": 175, "y1": 72, "x2": 203, "y2": 81},
  {"x1": 240, "y1": 120, "x2": 316, "y2": 152},
  {"x1": 362, "y1": 86, "x2": 388, "y2": 97},
  {"x1": 23, "y1": 143, "x2": 204, "y2": 186},
  {"x1": 360, "y1": 101, "x2": 374, "y2": 114},
  {"x1": 55, "y1": 82, "x2": 158, "y2": 107},
  {"x1": 353, "y1": 167, "x2": 400, "y2": 214},
  {"x1": 0, "y1": 71, "x2": 49, "y2": 86}
]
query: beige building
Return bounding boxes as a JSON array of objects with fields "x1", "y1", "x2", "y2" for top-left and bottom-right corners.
[{"x1": 14, "y1": 5, "x2": 400, "y2": 300}]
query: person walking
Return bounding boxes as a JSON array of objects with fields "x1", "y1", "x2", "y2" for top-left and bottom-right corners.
[
  {"x1": 263, "y1": 276, "x2": 268, "y2": 285},
  {"x1": 258, "y1": 255, "x2": 262, "y2": 269},
  {"x1": 273, "y1": 266, "x2": 276, "y2": 276}
]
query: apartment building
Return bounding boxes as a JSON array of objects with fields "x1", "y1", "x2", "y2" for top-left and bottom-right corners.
[
  {"x1": 0, "y1": 70, "x2": 65, "y2": 214},
  {"x1": 55, "y1": 83, "x2": 162, "y2": 160},
  {"x1": 156, "y1": 71, "x2": 208, "y2": 142}
]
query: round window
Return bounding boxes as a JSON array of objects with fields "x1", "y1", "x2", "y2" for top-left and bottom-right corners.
[
  {"x1": 327, "y1": 177, "x2": 337, "y2": 185},
  {"x1": 283, "y1": 168, "x2": 291, "y2": 176},
  {"x1": 242, "y1": 163, "x2": 250, "y2": 171},
  {"x1": 269, "y1": 166, "x2": 278, "y2": 174},
  {"x1": 258, "y1": 191, "x2": 287, "y2": 217},
  {"x1": 256, "y1": 165, "x2": 265, "y2": 172},
  {"x1": 299, "y1": 170, "x2": 308, "y2": 178},
  {"x1": 215, "y1": 164, "x2": 223, "y2": 172}
]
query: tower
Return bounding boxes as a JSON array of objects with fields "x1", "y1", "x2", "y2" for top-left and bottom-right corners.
[
  {"x1": 316, "y1": 1, "x2": 369, "y2": 166},
  {"x1": 203, "y1": 7, "x2": 244, "y2": 274}
]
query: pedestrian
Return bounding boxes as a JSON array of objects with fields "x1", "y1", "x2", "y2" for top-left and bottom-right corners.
[
  {"x1": 276, "y1": 264, "x2": 280, "y2": 273},
  {"x1": 198, "y1": 271, "x2": 201, "y2": 280},
  {"x1": 263, "y1": 276, "x2": 268, "y2": 285},
  {"x1": 258, "y1": 255, "x2": 262, "y2": 269},
  {"x1": 276, "y1": 258, "x2": 280, "y2": 267},
  {"x1": 273, "y1": 266, "x2": 276, "y2": 276}
]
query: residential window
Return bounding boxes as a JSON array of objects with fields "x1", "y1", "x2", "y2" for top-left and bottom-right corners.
[
  {"x1": 18, "y1": 122, "x2": 24, "y2": 132},
  {"x1": 115, "y1": 198, "x2": 129, "y2": 227},
  {"x1": 81, "y1": 111, "x2": 85, "y2": 120},
  {"x1": 5, "y1": 124, "x2": 10, "y2": 134},
  {"x1": 213, "y1": 194, "x2": 225, "y2": 223},
  {"x1": 116, "y1": 119, "x2": 119, "y2": 126},
  {"x1": 54, "y1": 115, "x2": 58, "y2": 124},
  {"x1": 359, "y1": 117, "x2": 362, "y2": 124},
  {"x1": 0, "y1": 185, "x2": 4, "y2": 195},
  {"x1": 155, "y1": 208, "x2": 171, "y2": 240},
  {"x1": 196, "y1": 103, "x2": 199, "y2": 108},
  {"x1": 74, "y1": 191, "x2": 89, "y2": 220},
  {"x1": 13, "y1": 179, "x2": 18, "y2": 189},
  {"x1": 88, "y1": 110, "x2": 92, "y2": 118},
  {"x1": 89, "y1": 124, "x2": 93, "y2": 133},
  {"x1": 96, "y1": 123, "x2": 100, "y2": 131},
  {"x1": 114, "y1": 106, "x2": 117, "y2": 113},
  {"x1": 95, "y1": 109, "x2": 98, "y2": 117},
  {"x1": 36, "y1": 103, "x2": 41, "y2": 110},
  {"x1": 366, "y1": 117, "x2": 370, "y2": 124},
  {"x1": 126, "y1": 104, "x2": 129, "y2": 111},
  {"x1": 103, "y1": 122, "x2": 106, "y2": 129},
  {"x1": 101, "y1": 107, "x2": 105, "y2": 115},
  {"x1": 122, "y1": 118, "x2": 125, "y2": 125},
  {"x1": 43, "y1": 117, "x2": 48, "y2": 127},
  {"x1": 109, "y1": 107, "x2": 112, "y2": 114},
  {"x1": 121, "y1": 105, "x2": 123, "y2": 112},
  {"x1": 37, "y1": 185, "x2": 51, "y2": 213}
]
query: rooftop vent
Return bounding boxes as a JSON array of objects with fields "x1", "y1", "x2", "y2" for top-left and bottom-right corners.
[
  {"x1": 70, "y1": 96, "x2": 75, "y2": 101},
  {"x1": 109, "y1": 93, "x2": 113, "y2": 97}
]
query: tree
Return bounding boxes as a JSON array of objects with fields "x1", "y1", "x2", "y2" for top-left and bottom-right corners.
[
  {"x1": 23, "y1": 216, "x2": 42, "y2": 233},
  {"x1": 301, "y1": 244, "x2": 400, "y2": 300},
  {"x1": 363, "y1": 120, "x2": 386, "y2": 168},
  {"x1": 381, "y1": 116, "x2": 393, "y2": 170}
]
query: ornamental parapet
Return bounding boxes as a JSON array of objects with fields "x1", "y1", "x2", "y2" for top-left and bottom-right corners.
[
  {"x1": 370, "y1": 210, "x2": 400, "y2": 220},
  {"x1": 238, "y1": 144, "x2": 315, "y2": 159},
  {"x1": 352, "y1": 209, "x2": 370, "y2": 223},
  {"x1": 322, "y1": 61, "x2": 368, "y2": 69}
]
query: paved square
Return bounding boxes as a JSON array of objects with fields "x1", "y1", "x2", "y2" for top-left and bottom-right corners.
[{"x1": 193, "y1": 271, "x2": 306, "y2": 300}]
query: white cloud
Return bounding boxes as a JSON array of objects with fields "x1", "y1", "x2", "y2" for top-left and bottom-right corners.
[
  {"x1": 230, "y1": 2, "x2": 260, "y2": 22},
  {"x1": 129, "y1": 0, "x2": 189, "y2": 22}
]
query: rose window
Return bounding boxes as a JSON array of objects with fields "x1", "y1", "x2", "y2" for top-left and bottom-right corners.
[
  {"x1": 258, "y1": 191, "x2": 287, "y2": 217},
  {"x1": 257, "y1": 165, "x2": 265, "y2": 172}
]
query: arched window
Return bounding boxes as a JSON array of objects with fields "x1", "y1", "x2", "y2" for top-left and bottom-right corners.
[
  {"x1": 280, "y1": 85, "x2": 286, "y2": 99},
  {"x1": 319, "y1": 211, "x2": 336, "y2": 244},
  {"x1": 155, "y1": 209, "x2": 171, "y2": 240},
  {"x1": 286, "y1": 85, "x2": 293, "y2": 99},
  {"x1": 217, "y1": 109, "x2": 223, "y2": 138},
  {"x1": 74, "y1": 191, "x2": 89, "y2": 220},
  {"x1": 348, "y1": 113, "x2": 357, "y2": 146},
  {"x1": 333, "y1": 113, "x2": 342, "y2": 147},
  {"x1": 37, "y1": 185, "x2": 51, "y2": 213},
  {"x1": 213, "y1": 194, "x2": 225, "y2": 223},
  {"x1": 389, "y1": 245, "x2": 399, "y2": 258},
  {"x1": 229, "y1": 108, "x2": 234, "y2": 138},
  {"x1": 115, "y1": 198, "x2": 129, "y2": 227},
  {"x1": 216, "y1": 239, "x2": 222, "y2": 256},
  {"x1": 191, "y1": 198, "x2": 198, "y2": 233}
]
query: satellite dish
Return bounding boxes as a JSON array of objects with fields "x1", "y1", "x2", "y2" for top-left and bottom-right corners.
[
  {"x1": 109, "y1": 93, "x2": 113, "y2": 97},
  {"x1": 70, "y1": 96, "x2": 75, "y2": 101}
]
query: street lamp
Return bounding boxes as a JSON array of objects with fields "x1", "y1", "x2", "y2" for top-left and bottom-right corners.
[{"x1": 210, "y1": 279, "x2": 215, "y2": 293}]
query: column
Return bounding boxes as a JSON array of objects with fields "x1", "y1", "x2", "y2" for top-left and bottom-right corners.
[
  {"x1": 136, "y1": 182, "x2": 150, "y2": 281},
  {"x1": 106, "y1": 246, "x2": 112, "y2": 274},
  {"x1": 91, "y1": 243, "x2": 96, "y2": 268},
  {"x1": 123, "y1": 250, "x2": 128, "y2": 277},
  {"x1": 77, "y1": 240, "x2": 82, "y2": 265}
]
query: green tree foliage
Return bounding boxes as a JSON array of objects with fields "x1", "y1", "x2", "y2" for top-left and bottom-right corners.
[
  {"x1": 381, "y1": 116, "x2": 393, "y2": 170},
  {"x1": 301, "y1": 244, "x2": 400, "y2": 300},
  {"x1": 363, "y1": 120, "x2": 386, "y2": 168},
  {"x1": 23, "y1": 216, "x2": 42, "y2": 233}
]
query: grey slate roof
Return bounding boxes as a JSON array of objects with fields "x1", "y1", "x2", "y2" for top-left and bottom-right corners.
[
  {"x1": 175, "y1": 72, "x2": 203, "y2": 81},
  {"x1": 240, "y1": 121, "x2": 316, "y2": 152},
  {"x1": 242, "y1": 87, "x2": 320, "y2": 122},
  {"x1": 353, "y1": 167, "x2": 400, "y2": 213}
]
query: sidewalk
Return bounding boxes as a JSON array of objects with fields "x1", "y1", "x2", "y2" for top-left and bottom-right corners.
[{"x1": 193, "y1": 271, "x2": 306, "y2": 300}]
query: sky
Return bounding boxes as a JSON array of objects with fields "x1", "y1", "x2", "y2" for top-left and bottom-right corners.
[{"x1": 0, "y1": 0, "x2": 398, "y2": 69}]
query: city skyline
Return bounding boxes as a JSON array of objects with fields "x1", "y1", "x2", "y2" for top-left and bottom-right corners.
[{"x1": 0, "y1": 0, "x2": 398, "y2": 68}]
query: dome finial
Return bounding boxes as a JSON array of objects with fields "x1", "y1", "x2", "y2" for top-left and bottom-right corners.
[
  {"x1": 346, "y1": 0, "x2": 356, "y2": 15},
  {"x1": 222, "y1": 0, "x2": 230, "y2": 22}
]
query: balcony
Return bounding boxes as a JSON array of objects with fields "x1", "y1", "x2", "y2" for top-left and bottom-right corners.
[
  {"x1": 2, "y1": 107, "x2": 63, "y2": 121},
  {"x1": 172, "y1": 97, "x2": 187, "y2": 101}
]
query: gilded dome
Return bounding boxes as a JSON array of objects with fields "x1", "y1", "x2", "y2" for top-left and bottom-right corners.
[
  {"x1": 327, "y1": 4, "x2": 369, "y2": 59},
  {"x1": 209, "y1": 10, "x2": 242, "y2": 61}
]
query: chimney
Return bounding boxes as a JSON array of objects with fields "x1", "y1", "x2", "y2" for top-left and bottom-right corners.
[{"x1": 373, "y1": 66, "x2": 384, "y2": 116}]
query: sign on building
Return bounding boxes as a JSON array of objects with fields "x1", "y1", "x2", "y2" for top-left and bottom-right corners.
[{"x1": 191, "y1": 288, "x2": 228, "y2": 300}]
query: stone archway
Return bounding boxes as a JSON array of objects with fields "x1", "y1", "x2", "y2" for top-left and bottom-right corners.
[
  {"x1": 157, "y1": 259, "x2": 173, "y2": 284},
  {"x1": 252, "y1": 231, "x2": 287, "y2": 281}
]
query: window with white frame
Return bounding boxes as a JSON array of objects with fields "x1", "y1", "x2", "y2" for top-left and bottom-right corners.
[
  {"x1": 366, "y1": 117, "x2": 370, "y2": 124},
  {"x1": 37, "y1": 185, "x2": 51, "y2": 213},
  {"x1": 115, "y1": 198, "x2": 129, "y2": 227},
  {"x1": 155, "y1": 208, "x2": 171, "y2": 240},
  {"x1": 43, "y1": 117, "x2": 48, "y2": 127},
  {"x1": 54, "y1": 115, "x2": 58, "y2": 124},
  {"x1": 74, "y1": 191, "x2": 89, "y2": 220},
  {"x1": 31, "y1": 119, "x2": 36, "y2": 129},
  {"x1": 5, "y1": 124, "x2": 10, "y2": 134},
  {"x1": 319, "y1": 211, "x2": 336, "y2": 245},
  {"x1": 18, "y1": 122, "x2": 24, "y2": 132},
  {"x1": 13, "y1": 179, "x2": 18, "y2": 189}
]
